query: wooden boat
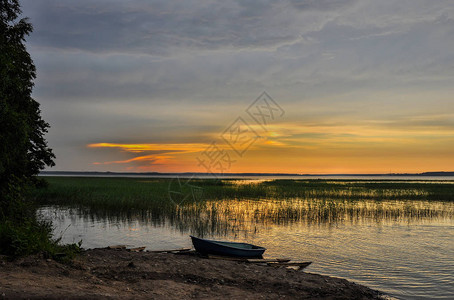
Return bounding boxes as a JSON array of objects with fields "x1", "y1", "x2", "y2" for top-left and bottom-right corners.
[{"x1": 190, "y1": 236, "x2": 266, "y2": 258}]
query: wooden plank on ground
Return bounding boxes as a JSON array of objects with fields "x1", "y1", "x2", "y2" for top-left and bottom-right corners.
[
  {"x1": 108, "y1": 245, "x2": 127, "y2": 249},
  {"x1": 247, "y1": 258, "x2": 291, "y2": 263},
  {"x1": 148, "y1": 248, "x2": 191, "y2": 253},
  {"x1": 173, "y1": 250, "x2": 196, "y2": 255},
  {"x1": 286, "y1": 266, "x2": 301, "y2": 271},
  {"x1": 268, "y1": 262, "x2": 312, "y2": 268},
  {"x1": 207, "y1": 255, "x2": 248, "y2": 261},
  {"x1": 128, "y1": 247, "x2": 146, "y2": 252}
]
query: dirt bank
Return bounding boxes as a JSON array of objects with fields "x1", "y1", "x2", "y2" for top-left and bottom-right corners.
[{"x1": 0, "y1": 248, "x2": 382, "y2": 299}]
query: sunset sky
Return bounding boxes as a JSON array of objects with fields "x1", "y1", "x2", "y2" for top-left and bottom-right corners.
[{"x1": 22, "y1": 0, "x2": 454, "y2": 174}]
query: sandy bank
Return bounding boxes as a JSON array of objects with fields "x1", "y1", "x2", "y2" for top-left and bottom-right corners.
[{"x1": 0, "y1": 248, "x2": 382, "y2": 299}]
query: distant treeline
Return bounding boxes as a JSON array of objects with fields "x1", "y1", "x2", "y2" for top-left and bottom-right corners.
[{"x1": 40, "y1": 171, "x2": 454, "y2": 177}]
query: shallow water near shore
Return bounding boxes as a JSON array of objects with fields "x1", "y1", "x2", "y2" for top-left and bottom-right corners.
[{"x1": 38, "y1": 198, "x2": 454, "y2": 300}]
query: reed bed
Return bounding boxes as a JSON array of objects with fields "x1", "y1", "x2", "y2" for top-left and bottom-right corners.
[
  {"x1": 32, "y1": 176, "x2": 454, "y2": 236},
  {"x1": 32, "y1": 177, "x2": 454, "y2": 207}
]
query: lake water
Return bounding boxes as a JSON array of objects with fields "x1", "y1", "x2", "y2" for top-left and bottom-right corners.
[
  {"x1": 38, "y1": 198, "x2": 454, "y2": 300},
  {"x1": 42, "y1": 173, "x2": 454, "y2": 181}
]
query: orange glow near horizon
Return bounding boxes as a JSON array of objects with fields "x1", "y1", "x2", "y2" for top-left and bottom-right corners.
[{"x1": 86, "y1": 116, "x2": 454, "y2": 174}]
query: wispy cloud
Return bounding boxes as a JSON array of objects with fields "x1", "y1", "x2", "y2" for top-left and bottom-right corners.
[
  {"x1": 87, "y1": 143, "x2": 208, "y2": 167},
  {"x1": 87, "y1": 143, "x2": 207, "y2": 153},
  {"x1": 93, "y1": 155, "x2": 173, "y2": 166},
  {"x1": 20, "y1": 0, "x2": 454, "y2": 173}
]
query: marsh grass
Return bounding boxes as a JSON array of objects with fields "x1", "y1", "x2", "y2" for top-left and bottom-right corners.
[
  {"x1": 32, "y1": 177, "x2": 454, "y2": 208},
  {"x1": 31, "y1": 177, "x2": 454, "y2": 236}
]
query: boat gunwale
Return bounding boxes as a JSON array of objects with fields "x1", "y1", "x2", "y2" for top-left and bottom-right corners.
[{"x1": 190, "y1": 235, "x2": 266, "y2": 252}]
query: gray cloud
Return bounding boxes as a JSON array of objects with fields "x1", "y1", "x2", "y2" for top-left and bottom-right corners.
[
  {"x1": 23, "y1": 0, "x2": 303, "y2": 54},
  {"x1": 18, "y1": 0, "x2": 454, "y2": 171},
  {"x1": 289, "y1": 0, "x2": 358, "y2": 11},
  {"x1": 24, "y1": 0, "x2": 454, "y2": 100}
]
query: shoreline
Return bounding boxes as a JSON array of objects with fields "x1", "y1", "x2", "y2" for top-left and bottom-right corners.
[{"x1": 0, "y1": 248, "x2": 383, "y2": 299}]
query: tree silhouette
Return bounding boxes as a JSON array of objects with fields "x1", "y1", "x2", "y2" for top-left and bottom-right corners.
[{"x1": 0, "y1": 0, "x2": 55, "y2": 214}]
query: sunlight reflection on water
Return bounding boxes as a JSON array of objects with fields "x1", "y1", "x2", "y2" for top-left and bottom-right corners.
[{"x1": 38, "y1": 199, "x2": 454, "y2": 300}]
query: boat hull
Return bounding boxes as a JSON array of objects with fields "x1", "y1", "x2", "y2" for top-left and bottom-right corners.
[{"x1": 190, "y1": 236, "x2": 266, "y2": 258}]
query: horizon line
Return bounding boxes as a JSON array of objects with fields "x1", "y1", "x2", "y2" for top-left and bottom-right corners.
[{"x1": 40, "y1": 171, "x2": 454, "y2": 176}]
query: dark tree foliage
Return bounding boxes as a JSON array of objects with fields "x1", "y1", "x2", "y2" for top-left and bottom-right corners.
[{"x1": 0, "y1": 0, "x2": 55, "y2": 216}]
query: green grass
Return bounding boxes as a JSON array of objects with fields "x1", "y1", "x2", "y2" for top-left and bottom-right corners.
[
  {"x1": 29, "y1": 177, "x2": 454, "y2": 237},
  {"x1": 0, "y1": 217, "x2": 82, "y2": 259},
  {"x1": 29, "y1": 176, "x2": 454, "y2": 238},
  {"x1": 31, "y1": 177, "x2": 174, "y2": 211},
  {"x1": 0, "y1": 178, "x2": 82, "y2": 258},
  {"x1": 31, "y1": 177, "x2": 454, "y2": 210}
]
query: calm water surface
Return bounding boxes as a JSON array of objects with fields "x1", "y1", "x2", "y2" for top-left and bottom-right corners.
[{"x1": 38, "y1": 199, "x2": 454, "y2": 300}]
